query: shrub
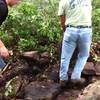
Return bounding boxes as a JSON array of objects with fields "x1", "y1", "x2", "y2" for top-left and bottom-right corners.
[{"x1": 0, "y1": 0, "x2": 99, "y2": 53}]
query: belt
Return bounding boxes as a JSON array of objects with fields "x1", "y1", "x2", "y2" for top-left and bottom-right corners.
[{"x1": 66, "y1": 25, "x2": 91, "y2": 28}]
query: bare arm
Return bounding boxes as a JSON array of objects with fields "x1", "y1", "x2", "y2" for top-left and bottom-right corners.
[
  {"x1": 6, "y1": 0, "x2": 20, "y2": 7},
  {"x1": 0, "y1": 40, "x2": 9, "y2": 57},
  {"x1": 60, "y1": 15, "x2": 66, "y2": 32}
]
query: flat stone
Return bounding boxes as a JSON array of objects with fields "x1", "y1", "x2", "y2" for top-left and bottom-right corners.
[
  {"x1": 82, "y1": 62, "x2": 95, "y2": 75},
  {"x1": 24, "y1": 81, "x2": 61, "y2": 100},
  {"x1": 21, "y1": 51, "x2": 50, "y2": 65},
  {"x1": 77, "y1": 80, "x2": 100, "y2": 100},
  {"x1": 21, "y1": 51, "x2": 40, "y2": 62},
  {"x1": 22, "y1": 51, "x2": 38, "y2": 58}
]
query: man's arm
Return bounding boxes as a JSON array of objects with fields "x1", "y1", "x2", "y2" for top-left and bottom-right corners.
[
  {"x1": 60, "y1": 15, "x2": 66, "y2": 32},
  {"x1": 58, "y1": 0, "x2": 67, "y2": 32},
  {"x1": 0, "y1": 40, "x2": 9, "y2": 57},
  {"x1": 6, "y1": 0, "x2": 19, "y2": 7}
]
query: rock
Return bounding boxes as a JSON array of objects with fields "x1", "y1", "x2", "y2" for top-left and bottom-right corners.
[
  {"x1": 82, "y1": 62, "x2": 100, "y2": 76},
  {"x1": 82, "y1": 62, "x2": 95, "y2": 75},
  {"x1": 88, "y1": 76, "x2": 100, "y2": 83},
  {"x1": 39, "y1": 52, "x2": 50, "y2": 65},
  {"x1": 20, "y1": 51, "x2": 50, "y2": 65},
  {"x1": 77, "y1": 80, "x2": 100, "y2": 100},
  {"x1": 47, "y1": 70, "x2": 59, "y2": 82},
  {"x1": 21, "y1": 51, "x2": 40, "y2": 64},
  {"x1": 57, "y1": 89, "x2": 81, "y2": 100},
  {"x1": 24, "y1": 81, "x2": 61, "y2": 100},
  {"x1": 94, "y1": 62, "x2": 100, "y2": 75},
  {"x1": 43, "y1": 64, "x2": 59, "y2": 83},
  {"x1": 16, "y1": 75, "x2": 31, "y2": 99},
  {"x1": 22, "y1": 51, "x2": 38, "y2": 58},
  {"x1": 40, "y1": 52, "x2": 49, "y2": 58},
  {"x1": 0, "y1": 61, "x2": 32, "y2": 88}
]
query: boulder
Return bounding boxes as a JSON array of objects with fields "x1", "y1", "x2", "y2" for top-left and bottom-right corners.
[
  {"x1": 24, "y1": 81, "x2": 61, "y2": 100},
  {"x1": 89, "y1": 76, "x2": 100, "y2": 83},
  {"x1": 21, "y1": 51, "x2": 38, "y2": 58},
  {"x1": 43, "y1": 64, "x2": 59, "y2": 83},
  {"x1": 82, "y1": 62, "x2": 100, "y2": 76},
  {"x1": 77, "y1": 80, "x2": 100, "y2": 100},
  {"x1": 20, "y1": 51, "x2": 40, "y2": 64},
  {"x1": 57, "y1": 89, "x2": 81, "y2": 100},
  {"x1": 20, "y1": 51, "x2": 50, "y2": 65},
  {"x1": 82, "y1": 62, "x2": 95, "y2": 75}
]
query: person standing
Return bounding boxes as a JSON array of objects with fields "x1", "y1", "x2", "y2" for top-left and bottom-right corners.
[{"x1": 58, "y1": 0, "x2": 92, "y2": 87}]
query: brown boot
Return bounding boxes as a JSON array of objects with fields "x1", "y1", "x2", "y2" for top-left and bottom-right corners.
[{"x1": 59, "y1": 80, "x2": 68, "y2": 88}]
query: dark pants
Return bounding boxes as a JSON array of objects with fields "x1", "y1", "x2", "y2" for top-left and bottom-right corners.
[{"x1": 0, "y1": 0, "x2": 8, "y2": 25}]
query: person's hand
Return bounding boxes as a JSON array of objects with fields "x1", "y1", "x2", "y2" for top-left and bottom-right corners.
[
  {"x1": 6, "y1": 0, "x2": 20, "y2": 7},
  {"x1": 0, "y1": 46, "x2": 9, "y2": 58}
]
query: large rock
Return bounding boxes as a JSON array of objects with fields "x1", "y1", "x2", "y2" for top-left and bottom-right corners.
[
  {"x1": 21, "y1": 51, "x2": 50, "y2": 65},
  {"x1": 24, "y1": 81, "x2": 61, "y2": 100},
  {"x1": 77, "y1": 80, "x2": 100, "y2": 100},
  {"x1": 82, "y1": 62, "x2": 95, "y2": 75},
  {"x1": 42, "y1": 63, "x2": 59, "y2": 83},
  {"x1": 82, "y1": 62, "x2": 100, "y2": 76},
  {"x1": 57, "y1": 89, "x2": 81, "y2": 100},
  {"x1": 22, "y1": 51, "x2": 38, "y2": 58}
]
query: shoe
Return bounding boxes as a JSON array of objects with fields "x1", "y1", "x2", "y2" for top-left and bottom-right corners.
[
  {"x1": 71, "y1": 78, "x2": 86, "y2": 85},
  {"x1": 59, "y1": 80, "x2": 68, "y2": 88}
]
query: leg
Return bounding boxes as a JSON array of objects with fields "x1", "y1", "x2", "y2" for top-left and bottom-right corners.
[
  {"x1": 71, "y1": 42, "x2": 91, "y2": 79},
  {"x1": 60, "y1": 28, "x2": 77, "y2": 81},
  {"x1": 71, "y1": 28, "x2": 92, "y2": 80}
]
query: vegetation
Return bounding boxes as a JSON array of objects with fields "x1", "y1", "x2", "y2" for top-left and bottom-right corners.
[
  {"x1": 0, "y1": 0, "x2": 99, "y2": 99},
  {"x1": 92, "y1": 0, "x2": 100, "y2": 41},
  {"x1": 0, "y1": 0, "x2": 99, "y2": 55}
]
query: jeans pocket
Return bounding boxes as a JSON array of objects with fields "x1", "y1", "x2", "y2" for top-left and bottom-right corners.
[
  {"x1": 63, "y1": 33, "x2": 70, "y2": 42},
  {"x1": 80, "y1": 28, "x2": 93, "y2": 43}
]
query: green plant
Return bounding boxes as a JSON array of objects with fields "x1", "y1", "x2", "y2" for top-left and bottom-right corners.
[
  {"x1": 92, "y1": 0, "x2": 100, "y2": 41},
  {"x1": 0, "y1": 0, "x2": 99, "y2": 55}
]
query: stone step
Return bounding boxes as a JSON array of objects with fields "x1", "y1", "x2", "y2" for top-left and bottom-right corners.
[{"x1": 24, "y1": 81, "x2": 61, "y2": 100}]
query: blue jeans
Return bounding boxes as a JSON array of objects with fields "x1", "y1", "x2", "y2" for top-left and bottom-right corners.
[
  {"x1": 60, "y1": 27, "x2": 92, "y2": 80},
  {"x1": 0, "y1": 57, "x2": 5, "y2": 68}
]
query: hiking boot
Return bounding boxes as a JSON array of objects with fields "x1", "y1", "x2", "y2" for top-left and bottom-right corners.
[
  {"x1": 71, "y1": 78, "x2": 86, "y2": 85},
  {"x1": 59, "y1": 80, "x2": 68, "y2": 88}
]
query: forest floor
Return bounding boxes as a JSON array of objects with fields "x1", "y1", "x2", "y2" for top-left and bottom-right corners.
[{"x1": 0, "y1": 42, "x2": 100, "y2": 100}]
